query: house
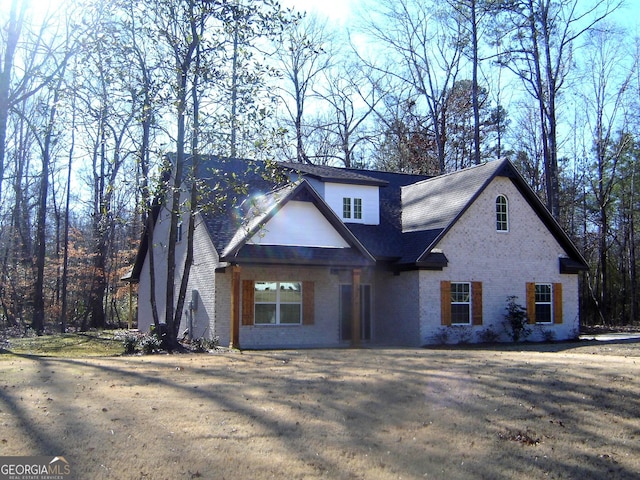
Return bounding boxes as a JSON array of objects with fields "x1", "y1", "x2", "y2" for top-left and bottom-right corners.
[{"x1": 129, "y1": 156, "x2": 587, "y2": 348}]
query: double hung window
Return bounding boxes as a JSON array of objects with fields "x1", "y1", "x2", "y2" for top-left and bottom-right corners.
[
  {"x1": 450, "y1": 282, "x2": 471, "y2": 325},
  {"x1": 526, "y1": 282, "x2": 562, "y2": 324},
  {"x1": 353, "y1": 198, "x2": 362, "y2": 219},
  {"x1": 342, "y1": 198, "x2": 352, "y2": 219},
  {"x1": 441, "y1": 281, "x2": 483, "y2": 326},
  {"x1": 534, "y1": 283, "x2": 552, "y2": 324}
]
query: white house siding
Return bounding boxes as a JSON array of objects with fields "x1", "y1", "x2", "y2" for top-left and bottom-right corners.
[
  {"x1": 324, "y1": 182, "x2": 380, "y2": 225},
  {"x1": 230, "y1": 265, "x2": 346, "y2": 349},
  {"x1": 374, "y1": 270, "x2": 421, "y2": 346},
  {"x1": 419, "y1": 176, "x2": 580, "y2": 345},
  {"x1": 248, "y1": 200, "x2": 349, "y2": 248}
]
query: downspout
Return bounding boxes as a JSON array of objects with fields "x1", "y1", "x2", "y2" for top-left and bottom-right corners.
[{"x1": 230, "y1": 265, "x2": 242, "y2": 349}]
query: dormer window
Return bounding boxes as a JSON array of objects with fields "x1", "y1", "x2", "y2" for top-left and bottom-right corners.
[
  {"x1": 327, "y1": 182, "x2": 378, "y2": 225},
  {"x1": 342, "y1": 197, "x2": 363, "y2": 220},
  {"x1": 343, "y1": 197, "x2": 351, "y2": 218},
  {"x1": 353, "y1": 198, "x2": 362, "y2": 219},
  {"x1": 496, "y1": 195, "x2": 508, "y2": 232}
]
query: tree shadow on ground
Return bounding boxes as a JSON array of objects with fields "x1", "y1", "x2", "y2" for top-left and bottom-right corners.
[{"x1": 0, "y1": 348, "x2": 639, "y2": 479}]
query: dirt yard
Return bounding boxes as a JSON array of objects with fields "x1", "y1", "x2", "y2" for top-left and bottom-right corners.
[{"x1": 1, "y1": 340, "x2": 640, "y2": 479}]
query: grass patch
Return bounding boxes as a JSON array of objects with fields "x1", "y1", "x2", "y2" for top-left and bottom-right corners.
[{"x1": 1, "y1": 331, "x2": 123, "y2": 357}]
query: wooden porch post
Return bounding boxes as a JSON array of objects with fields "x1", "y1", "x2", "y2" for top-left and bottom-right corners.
[
  {"x1": 128, "y1": 282, "x2": 133, "y2": 330},
  {"x1": 230, "y1": 265, "x2": 241, "y2": 349},
  {"x1": 351, "y1": 268, "x2": 361, "y2": 347}
]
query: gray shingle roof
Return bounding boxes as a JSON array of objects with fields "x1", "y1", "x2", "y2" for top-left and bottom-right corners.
[
  {"x1": 402, "y1": 160, "x2": 506, "y2": 233},
  {"x1": 130, "y1": 156, "x2": 587, "y2": 278},
  {"x1": 279, "y1": 162, "x2": 389, "y2": 186}
]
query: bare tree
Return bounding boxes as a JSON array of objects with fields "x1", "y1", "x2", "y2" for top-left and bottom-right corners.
[
  {"x1": 151, "y1": 0, "x2": 207, "y2": 348},
  {"x1": 275, "y1": 13, "x2": 333, "y2": 163},
  {"x1": 498, "y1": 0, "x2": 622, "y2": 219},
  {"x1": 358, "y1": 0, "x2": 464, "y2": 173},
  {"x1": 579, "y1": 24, "x2": 634, "y2": 324},
  {"x1": 0, "y1": 0, "x2": 27, "y2": 205},
  {"x1": 315, "y1": 63, "x2": 382, "y2": 167},
  {"x1": 446, "y1": 0, "x2": 491, "y2": 166}
]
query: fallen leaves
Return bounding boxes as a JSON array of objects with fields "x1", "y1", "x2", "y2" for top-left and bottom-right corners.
[{"x1": 498, "y1": 429, "x2": 540, "y2": 446}]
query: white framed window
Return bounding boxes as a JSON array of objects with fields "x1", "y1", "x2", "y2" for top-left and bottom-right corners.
[
  {"x1": 534, "y1": 283, "x2": 552, "y2": 324},
  {"x1": 450, "y1": 282, "x2": 471, "y2": 325},
  {"x1": 342, "y1": 197, "x2": 351, "y2": 219},
  {"x1": 254, "y1": 281, "x2": 302, "y2": 325},
  {"x1": 353, "y1": 198, "x2": 362, "y2": 219},
  {"x1": 496, "y1": 195, "x2": 508, "y2": 231}
]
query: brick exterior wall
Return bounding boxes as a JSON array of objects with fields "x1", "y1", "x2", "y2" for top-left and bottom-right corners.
[
  {"x1": 224, "y1": 265, "x2": 371, "y2": 349},
  {"x1": 138, "y1": 173, "x2": 581, "y2": 348},
  {"x1": 417, "y1": 177, "x2": 580, "y2": 345},
  {"x1": 374, "y1": 270, "x2": 421, "y2": 346}
]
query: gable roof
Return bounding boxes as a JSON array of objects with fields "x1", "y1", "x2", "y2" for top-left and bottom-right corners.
[
  {"x1": 402, "y1": 159, "x2": 587, "y2": 269},
  {"x1": 221, "y1": 179, "x2": 376, "y2": 267},
  {"x1": 402, "y1": 159, "x2": 506, "y2": 233},
  {"x1": 403, "y1": 160, "x2": 508, "y2": 266},
  {"x1": 129, "y1": 156, "x2": 587, "y2": 279}
]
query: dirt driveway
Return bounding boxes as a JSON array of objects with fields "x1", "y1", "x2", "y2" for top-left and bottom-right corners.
[{"x1": 1, "y1": 341, "x2": 640, "y2": 479}]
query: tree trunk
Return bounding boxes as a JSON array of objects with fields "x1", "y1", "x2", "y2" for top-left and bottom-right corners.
[
  {"x1": 230, "y1": 20, "x2": 238, "y2": 159},
  {"x1": 60, "y1": 89, "x2": 76, "y2": 332},
  {"x1": 33, "y1": 127, "x2": 54, "y2": 332},
  {"x1": 163, "y1": 0, "x2": 201, "y2": 349},
  {"x1": 470, "y1": 0, "x2": 481, "y2": 165},
  {"x1": 0, "y1": 0, "x2": 25, "y2": 204}
]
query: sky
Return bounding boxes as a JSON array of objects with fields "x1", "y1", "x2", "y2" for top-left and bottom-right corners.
[
  {"x1": 281, "y1": 0, "x2": 639, "y2": 32},
  {"x1": 280, "y1": 0, "x2": 355, "y2": 24},
  {"x1": 7, "y1": 0, "x2": 639, "y2": 31}
]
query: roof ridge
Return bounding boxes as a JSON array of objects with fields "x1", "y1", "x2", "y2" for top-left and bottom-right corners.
[{"x1": 409, "y1": 159, "x2": 506, "y2": 187}]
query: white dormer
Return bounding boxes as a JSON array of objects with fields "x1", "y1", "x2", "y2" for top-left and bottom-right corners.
[
  {"x1": 283, "y1": 163, "x2": 384, "y2": 226},
  {"x1": 324, "y1": 182, "x2": 380, "y2": 225}
]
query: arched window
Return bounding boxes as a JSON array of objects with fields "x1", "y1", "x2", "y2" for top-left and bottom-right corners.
[{"x1": 496, "y1": 195, "x2": 508, "y2": 231}]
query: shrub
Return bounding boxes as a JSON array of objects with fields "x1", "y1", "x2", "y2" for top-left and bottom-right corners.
[
  {"x1": 114, "y1": 329, "x2": 169, "y2": 355},
  {"x1": 431, "y1": 327, "x2": 450, "y2": 345},
  {"x1": 477, "y1": 327, "x2": 500, "y2": 344},
  {"x1": 503, "y1": 296, "x2": 531, "y2": 342},
  {"x1": 116, "y1": 331, "x2": 141, "y2": 354},
  {"x1": 150, "y1": 324, "x2": 170, "y2": 351},
  {"x1": 139, "y1": 333, "x2": 163, "y2": 354},
  {"x1": 190, "y1": 336, "x2": 220, "y2": 353},
  {"x1": 537, "y1": 327, "x2": 556, "y2": 342},
  {"x1": 452, "y1": 326, "x2": 473, "y2": 344}
]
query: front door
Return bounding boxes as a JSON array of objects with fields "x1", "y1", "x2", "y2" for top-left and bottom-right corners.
[{"x1": 340, "y1": 284, "x2": 372, "y2": 341}]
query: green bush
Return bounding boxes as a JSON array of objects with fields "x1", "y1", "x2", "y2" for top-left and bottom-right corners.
[
  {"x1": 139, "y1": 333, "x2": 163, "y2": 354},
  {"x1": 431, "y1": 327, "x2": 450, "y2": 345},
  {"x1": 114, "y1": 330, "x2": 142, "y2": 354},
  {"x1": 122, "y1": 333, "x2": 139, "y2": 354},
  {"x1": 477, "y1": 327, "x2": 500, "y2": 344},
  {"x1": 190, "y1": 336, "x2": 220, "y2": 352},
  {"x1": 452, "y1": 326, "x2": 473, "y2": 344},
  {"x1": 503, "y1": 296, "x2": 531, "y2": 342}
]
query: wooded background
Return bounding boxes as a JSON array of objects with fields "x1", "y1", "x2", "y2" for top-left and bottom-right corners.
[{"x1": 0, "y1": 0, "x2": 636, "y2": 334}]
